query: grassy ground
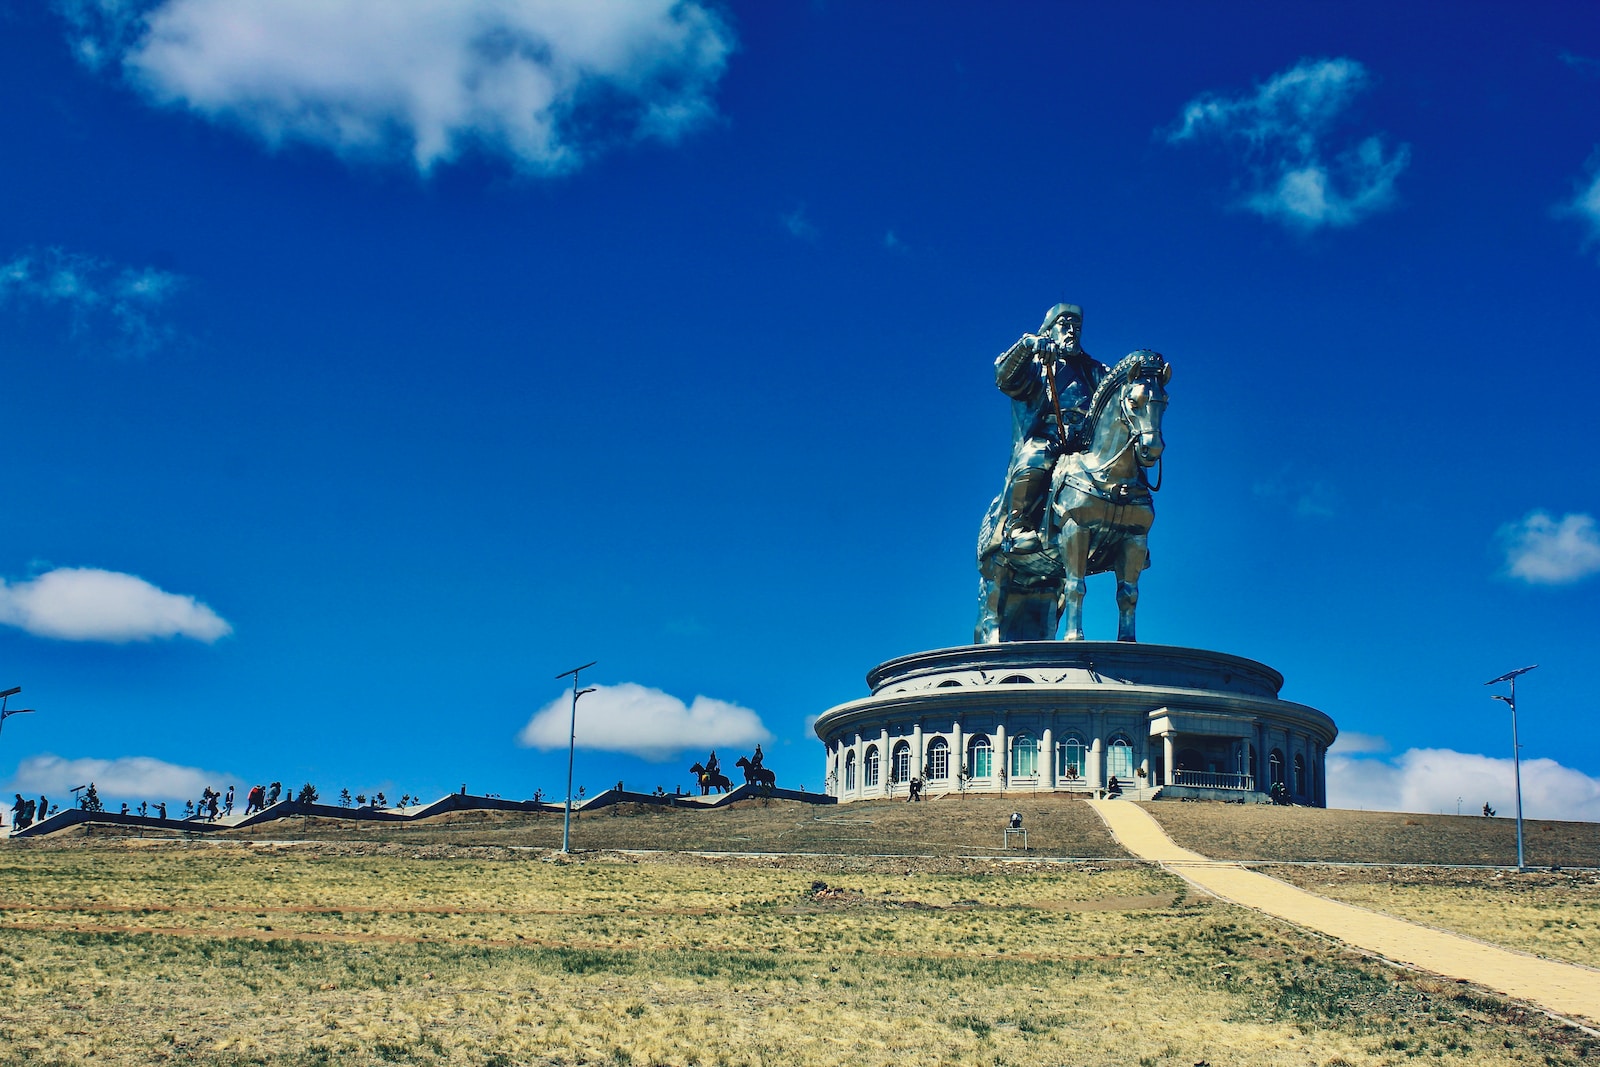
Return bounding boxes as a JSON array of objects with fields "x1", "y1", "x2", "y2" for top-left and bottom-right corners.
[
  {"x1": 2, "y1": 841, "x2": 1599, "y2": 1066},
  {"x1": 1142, "y1": 802, "x2": 1600, "y2": 868},
  {"x1": 213, "y1": 794, "x2": 1132, "y2": 858},
  {"x1": 1263, "y1": 865, "x2": 1600, "y2": 971},
  {"x1": 6, "y1": 801, "x2": 1599, "y2": 1065}
]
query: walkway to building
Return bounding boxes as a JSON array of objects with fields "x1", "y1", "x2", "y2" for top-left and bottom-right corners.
[{"x1": 1089, "y1": 800, "x2": 1600, "y2": 1027}]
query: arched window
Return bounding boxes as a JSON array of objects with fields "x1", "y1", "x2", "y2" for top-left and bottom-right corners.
[
  {"x1": 968, "y1": 735, "x2": 992, "y2": 778},
  {"x1": 999, "y1": 674, "x2": 1034, "y2": 684},
  {"x1": 1107, "y1": 736, "x2": 1135, "y2": 781},
  {"x1": 1011, "y1": 734, "x2": 1038, "y2": 777},
  {"x1": 892, "y1": 741, "x2": 911, "y2": 784},
  {"x1": 1269, "y1": 750, "x2": 1284, "y2": 786},
  {"x1": 1294, "y1": 753, "x2": 1306, "y2": 796},
  {"x1": 926, "y1": 737, "x2": 950, "y2": 780},
  {"x1": 844, "y1": 750, "x2": 857, "y2": 792},
  {"x1": 936, "y1": 679, "x2": 963, "y2": 687},
  {"x1": 1058, "y1": 737, "x2": 1086, "y2": 780},
  {"x1": 864, "y1": 745, "x2": 880, "y2": 787}
]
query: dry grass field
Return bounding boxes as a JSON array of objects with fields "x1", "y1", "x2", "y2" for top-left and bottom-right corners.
[
  {"x1": 217, "y1": 794, "x2": 1132, "y2": 858},
  {"x1": 2, "y1": 799, "x2": 1597, "y2": 1067},
  {"x1": 1262, "y1": 865, "x2": 1600, "y2": 971},
  {"x1": 1143, "y1": 802, "x2": 1600, "y2": 868}
]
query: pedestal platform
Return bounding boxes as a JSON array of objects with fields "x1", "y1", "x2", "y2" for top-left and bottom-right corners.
[{"x1": 814, "y1": 642, "x2": 1336, "y2": 805}]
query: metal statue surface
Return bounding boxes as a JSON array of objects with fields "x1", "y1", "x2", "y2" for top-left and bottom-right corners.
[
  {"x1": 735, "y1": 753, "x2": 775, "y2": 788},
  {"x1": 976, "y1": 303, "x2": 1169, "y2": 643},
  {"x1": 690, "y1": 759, "x2": 731, "y2": 795}
]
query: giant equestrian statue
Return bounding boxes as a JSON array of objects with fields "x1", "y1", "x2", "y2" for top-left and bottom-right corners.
[
  {"x1": 820, "y1": 307, "x2": 1334, "y2": 807},
  {"x1": 976, "y1": 303, "x2": 1170, "y2": 643}
]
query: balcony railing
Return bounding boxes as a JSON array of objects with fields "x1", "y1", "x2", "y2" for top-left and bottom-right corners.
[{"x1": 1172, "y1": 769, "x2": 1255, "y2": 791}]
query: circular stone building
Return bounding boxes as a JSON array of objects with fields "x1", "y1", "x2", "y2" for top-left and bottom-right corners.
[{"x1": 814, "y1": 641, "x2": 1336, "y2": 805}]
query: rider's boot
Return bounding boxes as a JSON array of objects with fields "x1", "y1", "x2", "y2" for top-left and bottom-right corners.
[{"x1": 1001, "y1": 468, "x2": 1050, "y2": 552}]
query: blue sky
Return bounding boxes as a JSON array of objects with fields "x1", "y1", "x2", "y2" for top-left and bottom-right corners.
[{"x1": 2, "y1": 1, "x2": 1598, "y2": 820}]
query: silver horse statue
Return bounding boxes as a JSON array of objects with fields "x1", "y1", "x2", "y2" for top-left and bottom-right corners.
[{"x1": 976, "y1": 350, "x2": 1170, "y2": 643}]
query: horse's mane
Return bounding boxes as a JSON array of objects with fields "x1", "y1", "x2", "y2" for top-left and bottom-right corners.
[{"x1": 1084, "y1": 349, "x2": 1167, "y2": 427}]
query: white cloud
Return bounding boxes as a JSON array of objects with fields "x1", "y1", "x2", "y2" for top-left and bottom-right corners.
[
  {"x1": 0, "y1": 567, "x2": 232, "y2": 643},
  {"x1": 518, "y1": 682, "x2": 770, "y2": 761},
  {"x1": 1560, "y1": 159, "x2": 1600, "y2": 248},
  {"x1": 59, "y1": 0, "x2": 734, "y2": 174},
  {"x1": 5, "y1": 754, "x2": 233, "y2": 802},
  {"x1": 1329, "y1": 748, "x2": 1600, "y2": 822},
  {"x1": 1498, "y1": 510, "x2": 1600, "y2": 585},
  {"x1": 1166, "y1": 57, "x2": 1409, "y2": 230},
  {"x1": 1328, "y1": 731, "x2": 1389, "y2": 755},
  {"x1": 0, "y1": 246, "x2": 183, "y2": 354}
]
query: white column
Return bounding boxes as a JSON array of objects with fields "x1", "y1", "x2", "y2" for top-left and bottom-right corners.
[
  {"x1": 913, "y1": 723, "x2": 924, "y2": 779},
  {"x1": 879, "y1": 727, "x2": 890, "y2": 797},
  {"x1": 1163, "y1": 733, "x2": 1175, "y2": 786},
  {"x1": 993, "y1": 723, "x2": 1007, "y2": 791},
  {"x1": 853, "y1": 732, "x2": 864, "y2": 801},
  {"x1": 1042, "y1": 727, "x2": 1055, "y2": 789},
  {"x1": 1088, "y1": 737, "x2": 1103, "y2": 791},
  {"x1": 951, "y1": 721, "x2": 964, "y2": 785}
]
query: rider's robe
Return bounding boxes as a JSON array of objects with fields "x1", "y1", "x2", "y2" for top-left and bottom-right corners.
[{"x1": 995, "y1": 343, "x2": 1108, "y2": 483}]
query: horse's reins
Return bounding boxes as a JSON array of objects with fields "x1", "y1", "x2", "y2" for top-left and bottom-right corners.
[{"x1": 1057, "y1": 386, "x2": 1166, "y2": 503}]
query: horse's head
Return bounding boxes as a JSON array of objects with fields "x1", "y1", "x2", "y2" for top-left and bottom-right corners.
[{"x1": 1118, "y1": 350, "x2": 1169, "y2": 468}]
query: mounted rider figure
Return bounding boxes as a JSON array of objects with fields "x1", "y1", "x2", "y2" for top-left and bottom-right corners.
[{"x1": 993, "y1": 303, "x2": 1109, "y2": 553}]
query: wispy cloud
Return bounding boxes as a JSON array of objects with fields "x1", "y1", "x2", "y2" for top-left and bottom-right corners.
[
  {"x1": 1251, "y1": 467, "x2": 1338, "y2": 519},
  {"x1": 1165, "y1": 57, "x2": 1409, "y2": 231},
  {"x1": 0, "y1": 247, "x2": 183, "y2": 354},
  {"x1": 1559, "y1": 51, "x2": 1600, "y2": 78},
  {"x1": 781, "y1": 206, "x2": 817, "y2": 242},
  {"x1": 5, "y1": 754, "x2": 233, "y2": 803},
  {"x1": 1558, "y1": 155, "x2": 1600, "y2": 250},
  {"x1": 1329, "y1": 747, "x2": 1600, "y2": 822},
  {"x1": 0, "y1": 567, "x2": 232, "y2": 643},
  {"x1": 517, "y1": 682, "x2": 769, "y2": 761},
  {"x1": 1497, "y1": 510, "x2": 1600, "y2": 585},
  {"x1": 57, "y1": 0, "x2": 734, "y2": 175}
]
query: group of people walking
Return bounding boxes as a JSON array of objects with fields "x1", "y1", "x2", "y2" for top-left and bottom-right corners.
[
  {"x1": 9, "y1": 793, "x2": 52, "y2": 829},
  {"x1": 5, "y1": 780, "x2": 289, "y2": 832}
]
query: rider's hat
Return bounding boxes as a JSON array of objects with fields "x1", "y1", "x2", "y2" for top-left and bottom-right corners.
[{"x1": 1040, "y1": 303, "x2": 1083, "y2": 331}]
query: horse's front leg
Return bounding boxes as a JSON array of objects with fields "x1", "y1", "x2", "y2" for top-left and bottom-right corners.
[
  {"x1": 1057, "y1": 521, "x2": 1090, "y2": 641},
  {"x1": 974, "y1": 568, "x2": 1002, "y2": 645},
  {"x1": 1115, "y1": 533, "x2": 1149, "y2": 642}
]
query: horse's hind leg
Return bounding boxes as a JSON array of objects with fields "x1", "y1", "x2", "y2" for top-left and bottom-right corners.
[{"x1": 1115, "y1": 534, "x2": 1150, "y2": 642}]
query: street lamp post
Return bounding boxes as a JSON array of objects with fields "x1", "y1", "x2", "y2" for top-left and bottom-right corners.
[
  {"x1": 0, "y1": 686, "x2": 35, "y2": 749},
  {"x1": 554, "y1": 661, "x2": 597, "y2": 854},
  {"x1": 1485, "y1": 664, "x2": 1537, "y2": 873}
]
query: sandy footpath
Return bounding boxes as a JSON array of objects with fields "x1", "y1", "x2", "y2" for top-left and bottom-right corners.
[{"x1": 1090, "y1": 800, "x2": 1600, "y2": 1027}]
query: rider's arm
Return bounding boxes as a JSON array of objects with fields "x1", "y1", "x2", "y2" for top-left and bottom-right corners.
[{"x1": 995, "y1": 336, "x2": 1043, "y2": 401}]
